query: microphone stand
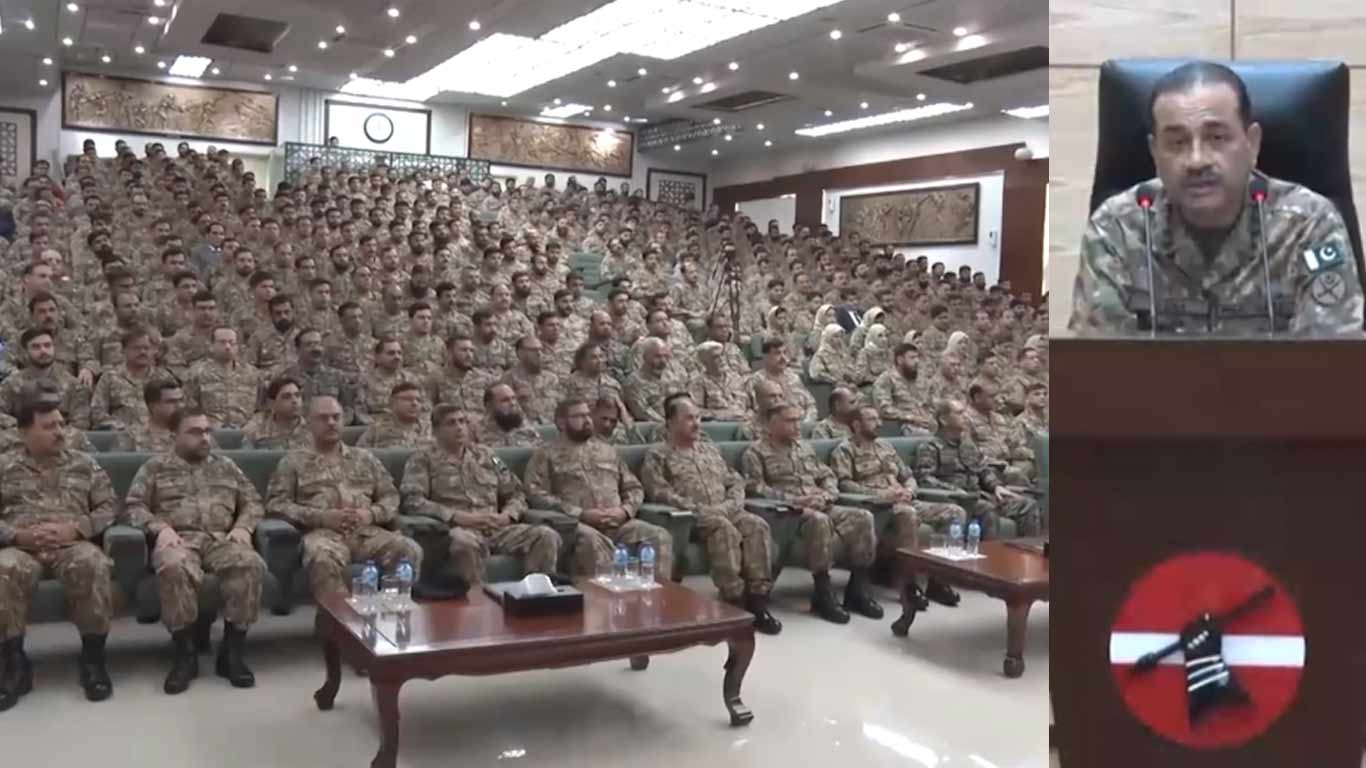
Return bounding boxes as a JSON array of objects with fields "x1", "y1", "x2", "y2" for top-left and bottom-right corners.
[
  {"x1": 1137, "y1": 190, "x2": 1158, "y2": 337},
  {"x1": 1251, "y1": 186, "x2": 1276, "y2": 336}
]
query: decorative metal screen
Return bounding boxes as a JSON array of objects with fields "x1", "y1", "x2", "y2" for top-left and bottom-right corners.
[{"x1": 283, "y1": 142, "x2": 490, "y2": 183}]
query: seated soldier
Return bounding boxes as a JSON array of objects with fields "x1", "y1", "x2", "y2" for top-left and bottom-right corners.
[
  {"x1": 400, "y1": 406, "x2": 560, "y2": 585},
  {"x1": 560, "y1": 343, "x2": 632, "y2": 428},
  {"x1": 1003, "y1": 347, "x2": 1047, "y2": 416},
  {"x1": 830, "y1": 406, "x2": 965, "y2": 608},
  {"x1": 358, "y1": 382, "x2": 432, "y2": 449},
  {"x1": 700, "y1": 313, "x2": 750, "y2": 381},
  {"x1": 470, "y1": 308, "x2": 513, "y2": 373},
  {"x1": 242, "y1": 376, "x2": 310, "y2": 449},
  {"x1": 164, "y1": 290, "x2": 220, "y2": 381},
  {"x1": 1004, "y1": 381, "x2": 1048, "y2": 484},
  {"x1": 429, "y1": 334, "x2": 498, "y2": 416},
  {"x1": 403, "y1": 302, "x2": 446, "y2": 380},
  {"x1": 245, "y1": 294, "x2": 297, "y2": 373},
  {"x1": 183, "y1": 327, "x2": 259, "y2": 430},
  {"x1": 591, "y1": 395, "x2": 654, "y2": 445},
  {"x1": 115, "y1": 379, "x2": 187, "y2": 452},
  {"x1": 809, "y1": 387, "x2": 858, "y2": 440},
  {"x1": 500, "y1": 335, "x2": 561, "y2": 425},
  {"x1": 90, "y1": 327, "x2": 163, "y2": 432},
  {"x1": 623, "y1": 337, "x2": 688, "y2": 422},
  {"x1": 0, "y1": 399, "x2": 117, "y2": 710},
  {"x1": 324, "y1": 302, "x2": 375, "y2": 378},
  {"x1": 689, "y1": 341, "x2": 747, "y2": 422},
  {"x1": 735, "y1": 379, "x2": 787, "y2": 441},
  {"x1": 0, "y1": 381, "x2": 96, "y2": 453},
  {"x1": 280, "y1": 328, "x2": 356, "y2": 426},
  {"x1": 477, "y1": 383, "x2": 542, "y2": 448},
  {"x1": 0, "y1": 329, "x2": 92, "y2": 429},
  {"x1": 357, "y1": 337, "x2": 425, "y2": 425},
  {"x1": 744, "y1": 338, "x2": 816, "y2": 422},
  {"x1": 964, "y1": 379, "x2": 1022, "y2": 484},
  {"x1": 265, "y1": 396, "x2": 424, "y2": 598},
  {"x1": 524, "y1": 398, "x2": 673, "y2": 579},
  {"x1": 915, "y1": 399, "x2": 1040, "y2": 538},
  {"x1": 641, "y1": 394, "x2": 781, "y2": 634},
  {"x1": 741, "y1": 403, "x2": 882, "y2": 624},
  {"x1": 535, "y1": 311, "x2": 574, "y2": 380},
  {"x1": 122, "y1": 409, "x2": 267, "y2": 694},
  {"x1": 872, "y1": 342, "x2": 935, "y2": 435},
  {"x1": 87, "y1": 289, "x2": 161, "y2": 377}
]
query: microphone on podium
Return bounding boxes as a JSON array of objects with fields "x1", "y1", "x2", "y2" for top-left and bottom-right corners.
[
  {"x1": 1249, "y1": 176, "x2": 1276, "y2": 335},
  {"x1": 1136, "y1": 183, "x2": 1159, "y2": 336}
]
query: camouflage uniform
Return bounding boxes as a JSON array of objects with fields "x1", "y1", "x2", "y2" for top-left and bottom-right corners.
[
  {"x1": 0, "y1": 449, "x2": 116, "y2": 640},
  {"x1": 0, "y1": 426, "x2": 95, "y2": 454},
  {"x1": 829, "y1": 438, "x2": 965, "y2": 554},
  {"x1": 740, "y1": 438, "x2": 876, "y2": 572},
  {"x1": 1002, "y1": 372, "x2": 1047, "y2": 416},
  {"x1": 280, "y1": 363, "x2": 356, "y2": 426},
  {"x1": 0, "y1": 366, "x2": 92, "y2": 430},
  {"x1": 121, "y1": 452, "x2": 267, "y2": 630},
  {"x1": 743, "y1": 370, "x2": 817, "y2": 422},
  {"x1": 370, "y1": 309, "x2": 407, "y2": 340},
  {"x1": 688, "y1": 368, "x2": 748, "y2": 422},
  {"x1": 429, "y1": 366, "x2": 498, "y2": 416},
  {"x1": 523, "y1": 438, "x2": 673, "y2": 578},
  {"x1": 964, "y1": 405, "x2": 1021, "y2": 484},
  {"x1": 1070, "y1": 172, "x2": 1365, "y2": 335},
  {"x1": 403, "y1": 334, "x2": 447, "y2": 379},
  {"x1": 90, "y1": 366, "x2": 162, "y2": 431},
  {"x1": 357, "y1": 414, "x2": 432, "y2": 449},
  {"x1": 164, "y1": 328, "x2": 216, "y2": 380},
  {"x1": 490, "y1": 310, "x2": 534, "y2": 345},
  {"x1": 499, "y1": 367, "x2": 561, "y2": 425},
  {"x1": 475, "y1": 416, "x2": 543, "y2": 448},
  {"x1": 265, "y1": 444, "x2": 424, "y2": 596},
  {"x1": 114, "y1": 421, "x2": 180, "y2": 453},
  {"x1": 86, "y1": 325, "x2": 163, "y2": 376},
  {"x1": 914, "y1": 431, "x2": 1041, "y2": 537},
  {"x1": 245, "y1": 326, "x2": 295, "y2": 373},
  {"x1": 356, "y1": 366, "x2": 426, "y2": 424},
  {"x1": 241, "y1": 413, "x2": 311, "y2": 449},
  {"x1": 400, "y1": 443, "x2": 559, "y2": 584},
  {"x1": 184, "y1": 359, "x2": 259, "y2": 429},
  {"x1": 324, "y1": 331, "x2": 375, "y2": 378},
  {"x1": 641, "y1": 440, "x2": 773, "y2": 600},
  {"x1": 623, "y1": 368, "x2": 689, "y2": 422},
  {"x1": 809, "y1": 417, "x2": 853, "y2": 441},
  {"x1": 560, "y1": 372, "x2": 624, "y2": 409},
  {"x1": 1005, "y1": 409, "x2": 1048, "y2": 483}
]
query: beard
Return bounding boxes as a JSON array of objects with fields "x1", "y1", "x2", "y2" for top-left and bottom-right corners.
[
  {"x1": 566, "y1": 422, "x2": 593, "y2": 442},
  {"x1": 273, "y1": 318, "x2": 293, "y2": 333},
  {"x1": 899, "y1": 365, "x2": 918, "y2": 381},
  {"x1": 493, "y1": 409, "x2": 524, "y2": 431}
]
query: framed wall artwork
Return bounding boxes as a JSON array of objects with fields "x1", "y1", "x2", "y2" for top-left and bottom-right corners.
[
  {"x1": 63, "y1": 72, "x2": 278, "y2": 145},
  {"x1": 647, "y1": 168, "x2": 707, "y2": 209},
  {"x1": 837, "y1": 182, "x2": 981, "y2": 246},
  {"x1": 0, "y1": 107, "x2": 37, "y2": 187},
  {"x1": 468, "y1": 114, "x2": 634, "y2": 177}
]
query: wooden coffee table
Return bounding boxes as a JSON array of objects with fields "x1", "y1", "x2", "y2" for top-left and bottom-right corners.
[
  {"x1": 312, "y1": 582, "x2": 757, "y2": 768},
  {"x1": 891, "y1": 539, "x2": 1049, "y2": 678}
]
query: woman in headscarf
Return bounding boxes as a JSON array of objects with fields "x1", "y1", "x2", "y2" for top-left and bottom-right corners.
[
  {"x1": 942, "y1": 330, "x2": 978, "y2": 377},
  {"x1": 805, "y1": 303, "x2": 835, "y2": 360},
  {"x1": 849, "y1": 306, "x2": 886, "y2": 352},
  {"x1": 807, "y1": 323, "x2": 862, "y2": 387},
  {"x1": 855, "y1": 324, "x2": 892, "y2": 384}
]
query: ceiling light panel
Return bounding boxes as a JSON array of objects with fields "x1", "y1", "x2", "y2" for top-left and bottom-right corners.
[
  {"x1": 170, "y1": 55, "x2": 213, "y2": 77},
  {"x1": 541, "y1": 102, "x2": 593, "y2": 118},
  {"x1": 1003, "y1": 105, "x2": 1049, "y2": 119},
  {"x1": 795, "y1": 102, "x2": 975, "y2": 137}
]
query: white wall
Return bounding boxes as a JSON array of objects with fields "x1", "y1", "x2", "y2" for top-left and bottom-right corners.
[
  {"x1": 738, "y1": 195, "x2": 797, "y2": 233},
  {"x1": 324, "y1": 101, "x2": 431, "y2": 156},
  {"x1": 711, "y1": 114, "x2": 1049, "y2": 189},
  {"x1": 823, "y1": 172, "x2": 1006, "y2": 283}
]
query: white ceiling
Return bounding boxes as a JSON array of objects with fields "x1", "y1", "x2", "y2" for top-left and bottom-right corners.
[{"x1": 0, "y1": 0, "x2": 1047, "y2": 164}]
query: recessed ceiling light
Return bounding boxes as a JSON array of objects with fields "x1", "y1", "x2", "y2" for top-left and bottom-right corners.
[
  {"x1": 318, "y1": 40, "x2": 329, "y2": 49},
  {"x1": 824, "y1": 109, "x2": 833, "y2": 116},
  {"x1": 39, "y1": 79, "x2": 48, "y2": 86},
  {"x1": 553, "y1": 98, "x2": 562, "y2": 105},
  {"x1": 797, "y1": 101, "x2": 975, "y2": 137},
  {"x1": 712, "y1": 118, "x2": 721, "y2": 125},
  {"x1": 711, "y1": 149, "x2": 718, "y2": 156},
  {"x1": 623, "y1": 114, "x2": 630, "y2": 120},
  {"x1": 953, "y1": 26, "x2": 968, "y2": 36},
  {"x1": 387, "y1": 7, "x2": 400, "y2": 18},
  {"x1": 723, "y1": 134, "x2": 732, "y2": 141},
  {"x1": 468, "y1": 20, "x2": 481, "y2": 30},
  {"x1": 405, "y1": 34, "x2": 417, "y2": 44},
  {"x1": 153, "y1": 0, "x2": 165, "y2": 6},
  {"x1": 900, "y1": 48, "x2": 926, "y2": 63},
  {"x1": 673, "y1": 144, "x2": 680, "y2": 151},
  {"x1": 728, "y1": 61, "x2": 738, "y2": 71},
  {"x1": 667, "y1": 91, "x2": 684, "y2": 103},
  {"x1": 1002, "y1": 105, "x2": 1049, "y2": 119},
  {"x1": 211, "y1": 67, "x2": 220, "y2": 75},
  {"x1": 607, "y1": 79, "x2": 616, "y2": 87},
  {"x1": 134, "y1": 45, "x2": 145, "y2": 54},
  {"x1": 156, "y1": 60, "x2": 166, "y2": 68},
  {"x1": 336, "y1": 25, "x2": 347, "y2": 35},
  {"x1": 62, "y1": 37, "x2": 74, "y2": 46},
  {"x1": 288, "y1": 64, "x2": 298, "y2": 72},
  {"x1": 829, "y1": 29, "x2": 842, "y2": 40},
  {"x1": 916, "y1": 92, "x2": 926, "y2": 101},
  {"x1": 756, "y1": 123, "x2": 764, "y2": 130},
  {"x1": 349, "y1": 71, "x2": 359, "y2": 79},
  {"x1": 956, "y1": 34, "x2": 986, "y2": 51},
  {"x1": 540, "y1": 102, "x2": 592, "y2": 118},
  {"x1": 264, "y1": 74, "x2": 272, "y2": 80},
  {"x1": 500, "y1": 100, "x2": 507, "y2": 106},
  {"x1": 42, "y1": 57, "x2": 53, "y2": 65},
  {"x1": 764, "y1": 139, "x2": 772, "y2": 147},
  {"x1": 660, "y1": 87, "x2": 670, "y2": 94},
  {"x1": 66, "y1": 3, "x2": 79, "y2": 13},
  {"x1": 692, "y1": 76, "x2": 703, "y2": 85},
  {"x1": 887, "y1": 12, "x2": 901, "y2": 23},
  {"x1": 101, "y1": 54, "x2": 111, "y2": 63},
  {"x1": 383, "y1": 48, "x2": 395, "y2": 57},
  {"x1": 147, "y1": 16, "x2": 161, "y2": 25},
  {"x1": 860, "y1": 101, "x2": 869, "y2": 109},
  {"x1": 894, "y1": 42, "x2": 909, "y2": 53},
  {"x1": 603, "y1": 104, "x2": 612, "y2": 111},
  {"x1": 637, "y1": 67, "x2": 647, "y2": 76},
  {"x1": 788, "y1": 71, "x2": 799, "y2": 80},
  {"x1": 23, "y1": 18, "x2": 35, "y2": 30},
  {"x1": 699, "y1": 81, "x2": 716, "y2": 93}
]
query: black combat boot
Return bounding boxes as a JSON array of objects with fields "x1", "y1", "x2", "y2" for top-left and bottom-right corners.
[
  {"x1": 78, "y1": 634, "x2": 113, "y2": 702},
  {"x1": 745, "y1": 593, "x2": 783, "y2": 636},
  {"x1": 810, "y1": 572, "x2": 850, "y2": 624},
  {"x1": 842, "y1": 568, "x2": 885, "y2": 619},
  {"x1": 216, "y1": 623, "x2": 255, "y2": 688},
  {"x1": 192, "y1": 614, "x2": 215, "y2": 654},
  {"x1": 0, "y1": 636, "x2": 33, "y2": 712},
  {"x1": 925, "y1": 578, "x2": 961, "y2": 608},
  {"x1": 163, "y1": 629, "x2": 199, "y2": 695}
]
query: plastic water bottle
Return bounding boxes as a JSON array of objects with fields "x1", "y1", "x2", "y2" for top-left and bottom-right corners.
[
  {"x1": 948, "y1": 522, "x2": 964, "y2": 553},
  {"x1": 395, "y1": 558, "x2": 415, "y2": 611},
  {"x1": 360, "y1": 560, "x2": 380, "y2": 614},
  {"x1": 612, "y1": 544, "x2": 629, "y2": 582},
  {"x1": 639, "y1": 542, "x2": 656, "y2": 585},
  {"x1": 966, "y1": 521, "x2": 982, "y2": 555}
]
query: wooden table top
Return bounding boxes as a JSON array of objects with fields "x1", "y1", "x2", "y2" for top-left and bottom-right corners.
[
  {"x1": 897, "y1": 540, "x2": 1050, "y2": 600},
  {"x1": 316, "y1": 581, "x2": 755, "y2": 659}
]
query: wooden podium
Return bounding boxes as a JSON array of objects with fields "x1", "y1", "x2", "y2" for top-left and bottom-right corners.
[{"x1": 1051, "y1": 339, "x2": 1366, "y2": 766}]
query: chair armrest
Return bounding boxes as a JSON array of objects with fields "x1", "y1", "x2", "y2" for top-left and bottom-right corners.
[
  {"x1": 255, "y1": 518, "x2": 302, "y2": 578},
  {"x1": 397, "y1": 515, "x2": 448, "y2": 538},
  {"x1": 916, "y1": 487, "x2": 976, "y2": 505},
  {"x1": 102, "y1": 524, "x2": 147, "y2": 601},
  {"x1": 637, "y1": 504, "x2": 696, "y2": 579},
  {"x1": 523, "y1": 508, "x2": 579, "y2": 542},
  {"x1": 743, "y1": 498, "x2": 796, "y2": 516},
  {"x1": 637, "y1": 502, "x2": 693, "y2": 523},
  {"x1": 836, "y1": 493, "x2": 892, "y2": 511}
]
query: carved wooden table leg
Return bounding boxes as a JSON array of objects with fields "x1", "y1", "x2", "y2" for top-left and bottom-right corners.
[
  {"x1": 629, "y1": 655, "x2": 650, "y2": 670},
  {"x1": 313, "y1": 615, "x2": 341, "y2": 710},
  {"x1": 1004, "y1": 598, "x2": 1033, "y2": 678},
  {"x1": 369, "y1": 678, "x2": 404, "y2": 768},
  {"x1": 723, "y1": 631, "x2": 755, "y2": 726}
]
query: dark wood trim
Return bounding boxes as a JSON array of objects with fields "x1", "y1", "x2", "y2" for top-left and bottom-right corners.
[
  {"x1": 61, "y1": 71, "x2": 279, "y2": 146},
  {"x1": 467, "y1": 113, "x2": 635, "y2": 178},
  {"x1": 324, "y1": 99, "x2": 433, "y2": 154},
  {"x1": 646, "y1": 168, "x2": 708, "y2": 209},
  {"x1": 838, "y1": 182, "x2": 981, "y2": 246},
  {"x1": 0, "y1": 106, "x2": 39, "y2": 176},
  {"x1": 713, "y1": 144, "x2": 1049, "y2": 297}
]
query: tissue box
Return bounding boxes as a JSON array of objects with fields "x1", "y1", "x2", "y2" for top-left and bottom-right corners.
[{"x1": 482, "y1": 581, "x2": 585, "y2": 616}]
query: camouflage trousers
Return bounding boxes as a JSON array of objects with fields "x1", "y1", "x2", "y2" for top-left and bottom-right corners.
[
  {"x1": 883, "y1": 501, "x2": 968, "y2": 554},
  {"x1": 1003, "y1": 462, "x2": 1035, "y2": 486},
  {"x1": 152, "y1": 534, "x2": 266, "y2": 631},
  {"x1": 449, "y1": 523, "x2": 561, "y2": 584},
  {"x1": 0, "y1": 542, "x2": 114, "y2": 640},
  {"x1": 301, "y1": 526, "x2": 424, "y2": 597},
  {"x1": 572, "y1": 520, "x2": 674, "y2": 580},
  {"x1": 978, "y1": 496, "x2": 1042, "y2": 538},
  {"x1": 693, "y1": 505, "x2": 774, "y2": 601},
  {"x1": 798, "y1": 504, "x2": 876, "y2": 573}
]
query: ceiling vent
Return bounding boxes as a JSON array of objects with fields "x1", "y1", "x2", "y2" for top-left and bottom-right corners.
[{"x1": 201, "y1": 13, "x2": 290, "y2": 54}]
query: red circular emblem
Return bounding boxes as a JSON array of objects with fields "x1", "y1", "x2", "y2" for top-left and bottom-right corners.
[{"x1": 1109, "y1": 551, "x2": 1304, "y2": 749}]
